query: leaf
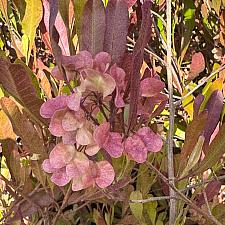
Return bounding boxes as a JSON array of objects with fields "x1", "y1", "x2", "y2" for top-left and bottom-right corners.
[
  {"x1": 1, "y1": 97, "x2": 47, "y2": 160},
  {"x1": 0, "y1": 110, "x2": 16, "y2": 140},
  {"x1": 128, "y1": 0, "x2": 152, "y2": 131},
  {"x1": 202, "y1": 90, "x2": 224, "y2": 152},
  {"x1": 104, "y1": 0, "x2": 128, "y2": 64},
  {"x1": 74, "y1": 0, "x2": 88, "y2": 38},
  {"x1": 211, "y1": 0, "x2": 221, "y2": 15},
  {"x1": 187, "y1": 52, "x2": 205, "y2": 80},
  {"x1": 179, "y1": 0, "x2": 195, "y2": 65},
  {"x1": 8, "y1": 190, "x2": 55, "y2": 223},
  {"x1": 182, "y1": 89, "x2": 194, "y2": 119},
  {"x1": 59, "y1": 0, "x2": 70, "y2": 29},
  {"x1": 0, "y1": 57, "x2": 46, "y2": 124},
  {"x1": 22, "y1": 0, "x2": 43, "y2": 63},
  {"x1": 180, "y1": 110, "x2": 208, "y2": 161},
  {"x1": 180, "y1": 135, "x2": 205, "y2": 178},
  {"x1": 81, "y1": 0, "x2": 106, "y2": 55},
  {"x1": 193, "y1": 119, "x2": 225, "y2": 174},
  {"x1": 196, "y1": 180, "x2": 221, "y2": 207},
  {"x1": 12, "y1": 0, "x2": 26, "y2": 19},
  {"x1": 0, "y1": 0, "x2": 8, "y2": 19},
  {"x1": 129, "y1": 191, "x2": 143, "y2": 221}
]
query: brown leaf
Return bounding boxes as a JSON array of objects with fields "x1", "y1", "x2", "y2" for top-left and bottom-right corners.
[
  {"x1": 0, "y1": 57, "x2": 46, "y2": 124},
  {"x1": 180, "y1": 110, "x2": 208, "y2": 161},
  {"x1": 7, "y1": 190, "x2": 54, "y2": 223},
  {"x1": 1, "y1": 97, "x2": 47, "y2": 160},
  {"x1": 187, "y1": 52, "x2": 205, "y2": 80}
]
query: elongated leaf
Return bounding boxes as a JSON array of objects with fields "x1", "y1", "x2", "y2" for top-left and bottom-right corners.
[
  {"x1": 81, "y1": 0, "x2": 106, "y2": 55},
  {"x1": 22, "y1": 0, "x2": 43, "y2": 63},
  {"x1": 193, "y1": 120, "x2": 225, "y2": 174},
  {"x1": 196, "y1": 180, "x2": 221, "y2": 207},
  {"x1": 104, "y1": 0, "x2": 128, "y2": 64},
  {"x1": 1, "y1": 97, "x2": 47, "y2": 160},
  {"x1": 128, "y1": 0, "x2": 152, "y2": 131},
  {"x1": 43, "y1": 0, "x2": 70, "y2": 55},
  {"x1": 180, "y1": 110, "x2": 208, "y2": 161},
  {"x1": 0, "y1": 110, "x2": 16, "y2": 140},
  {"x1": 0, "y1": 57, "x2": 46, "y2": 124},
  {"x1": 12, "y1": 0, "x2": 26, "y2": 19},
  {"x1": 180, "y1": 135, "x2": 205, "y2": 178},
  {"x1": 179, "y1": 0, "x2": 195, "y2": 65},
  {"x1": 74, "y1": 0, "x2": 88, "y2": 38},
  {"x1": 202, "y1": 90, "x2": 223, "y2": 152},
  {"x1": 0, "y1": 0, "x2": 8, "y2": 19}
]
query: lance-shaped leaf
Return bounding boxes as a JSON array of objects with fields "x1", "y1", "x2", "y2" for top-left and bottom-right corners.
[
  {"x1": 1, "y1": 97, "x2": 47, "y2": 160},
  {"x1": 81, "y1": 0, "x2": 106, "y2": 55},
  {"x1": 0, "y1": 57, "x2": 46, "y2": 124},
  {"x1": 128, "y1": 0, "x2": 152, "y2": 131},
  {"x1": 180, "y1": 135, "x2": 205, "y2": 179},
  {"x1": 196, "y1": 180, "x2": 221, "y2": 207},
  {"x1": 180, "y1": 110, "x2": 208, "y2": 161},
  {"x1": 202, "y1": 90, "x2": 224, "y2": 152},
  {"x1": 193, "y1": 119, "x2": 225, "y2": 174},
  {"x1": 0, "y1": 110, "x2": 16, "y2": 140},
  {"x1": 22, "y1": 0, "x2": 43, "y2": 63},
  {"x1": 104, "y1": 0, "x2": 128, "y2": 64}
]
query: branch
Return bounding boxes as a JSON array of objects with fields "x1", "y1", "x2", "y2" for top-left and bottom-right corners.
[
  {"x1": 174, "y1": 64, "x2": 225, "y2": 106},
  {"x1": 166, "y1": 0, "x2": 176, "y2": 224},
  {"x1": 146, "y1": 163, "x2": 223, "y2": 225}
]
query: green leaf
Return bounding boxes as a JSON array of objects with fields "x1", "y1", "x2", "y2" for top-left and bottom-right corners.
[
  {"x1": 1, "y1": 97, "x2": 47, "y2": 160},
  {"x1": 74, "y1": 0, "x2": 88, "y2": 38},
  {"x1": 144, "y1": 195, "x2": 157, "y2": 225},
  {"x1": 22, "y1": 0, "x2": 43, "y2": 63},
  {"x1": 179, "y1": 0, "x2": 195, "y2": 65},
  {"x1": 130, "y1": 191, "x2": 143, "y2": 221},
  {"x1": 180, "y1": 135, "x2": 205, "y2": 178}
]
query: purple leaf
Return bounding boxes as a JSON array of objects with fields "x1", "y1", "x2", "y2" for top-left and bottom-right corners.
[
  {"x1": 81, "y1": 0, "x2": 106, "y2": 55},
  {"x1": 128, "y1": 0, "x2": 152, "y2": 131},
  {"x1": 125, "y1": 135, "x2": 148, "y2": 163},
  {"x1": 40, "y1": 95, "x2": 67, "y2": 118},
  {"x1": 104, "y1": 0, "x2": 128, "y2": 64},
  {"x1": 196, "y1": 180, "x2": 221, "y2": 206},
  {"x1": 137, "y1": 127, "x2": 163, "y2": 152},
  {"x1": 203, "y1": 90, "x2": 223, "y2": 152}
]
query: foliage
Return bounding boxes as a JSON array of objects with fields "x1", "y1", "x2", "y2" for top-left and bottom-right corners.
[{"x1": 0, "y1": 0, "x2": 225, "y2": 224}]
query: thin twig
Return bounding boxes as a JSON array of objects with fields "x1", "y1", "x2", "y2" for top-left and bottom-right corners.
[
  {"x1": 166, "y1": 0, "x2": 176, "y2": 224},
  {"x1": 52, "y1": 185, "x2": 72, "y2": 225},
  {"x1": 146, "y1": 163, "x2": 222, "y2": 225},
  {"x1": 130, "y1": 196, "x2": 179, "y2": 203},
  {"x1": 174, "y1": 64, "x2": 225, "y2": 106}
]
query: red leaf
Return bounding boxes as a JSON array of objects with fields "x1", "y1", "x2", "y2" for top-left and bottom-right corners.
[{"x1": 188, "y1": 52, "x2": 205, "y2": 80}]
